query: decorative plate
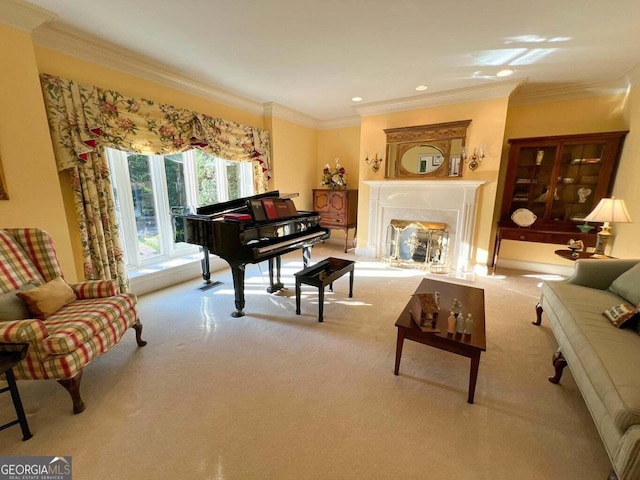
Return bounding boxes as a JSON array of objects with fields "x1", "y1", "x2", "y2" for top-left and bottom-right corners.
[{"x1": 511, "y1": 208, "x2": 537, "y2": 227}]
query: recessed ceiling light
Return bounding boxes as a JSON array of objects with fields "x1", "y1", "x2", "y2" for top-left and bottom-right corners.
[
  {"x1": 415, "y1": 85, "x2": 429, "y2": 91},
  {"x1": 496, "y1": 69, "x2": 514, "y2": 77},
  {"x1": 351, "y1": 97, "x2": 363, "y2": 102}
]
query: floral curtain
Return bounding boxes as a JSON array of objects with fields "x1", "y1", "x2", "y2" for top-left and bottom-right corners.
[{"x1": 40, "y1": 73, "x2": 272, "y2": 291}]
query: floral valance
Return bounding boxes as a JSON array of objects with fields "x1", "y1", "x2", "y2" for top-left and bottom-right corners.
[{"x1": 40, "y1": 73, "x2": 271, "y2": 183}]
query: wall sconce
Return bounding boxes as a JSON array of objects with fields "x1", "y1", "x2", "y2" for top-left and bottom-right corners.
[
  {"x1": 365, "y1": 152, "x2": 383, "y2": 173},
  {"x1": 462, "y1": 146, "x2": 485, "y2": 171}
]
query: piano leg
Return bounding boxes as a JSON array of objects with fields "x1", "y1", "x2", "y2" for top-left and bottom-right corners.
[
  {"x1": 267, "y1": 256, "x2": 284, "y2": 293},
  {"x1": 229, "y1": 263, "x2": 246, "y2": 317},
  {"x1": 302, "y1": 245, "x2": 311, "y2": 268},
  {"x1": 200, "y1": 246, "x2": 211, "y2": 284}
]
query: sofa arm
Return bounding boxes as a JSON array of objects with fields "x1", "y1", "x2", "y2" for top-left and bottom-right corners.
[
  {"x1": 614, "y1": 424, "x2": 640, "y2": 480},
  {"x1": 0, "y1": 319, "x2": 49, "y2": 344},
  {"x1": 70, "y1": 280, "x2": 117, "y2": 299},
  {"x1": 565, "y1": 259, "x2": 640, "y2": 290}
]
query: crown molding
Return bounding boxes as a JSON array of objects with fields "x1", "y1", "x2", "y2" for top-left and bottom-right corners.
[
  {"x1": 263, "y1": 102, "x2": 320, "y2": 129},
  {"x1": 509, "y1": 79, "x2": 628, "y2": 106},
  {"x1": 625, "y1": 64, "x2": 640, "y2": 88},
  {"x1": 317, "y1": 116, "x2": 361, "y2": 130},
  {"x1": 0, "y1": 0, "x2": 57, "y2": 32},
  {"x1": 32, "y1": 22, "x2": 266, "y2": 117},
  {"x1": 352, "y1": 79, "x2": 523, "y2": 117}
]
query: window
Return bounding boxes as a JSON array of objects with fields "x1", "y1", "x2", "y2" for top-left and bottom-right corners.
[{"x1": 107, "y1": 148, "x2": 254, "y2": 269}]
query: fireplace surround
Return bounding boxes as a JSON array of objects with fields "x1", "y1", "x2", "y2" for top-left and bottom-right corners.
[{"x1": 359, "y1": 180, "x2": 485, "y2": 272}]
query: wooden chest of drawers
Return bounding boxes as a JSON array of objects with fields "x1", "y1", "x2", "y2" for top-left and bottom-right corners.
[{"x1": 312, "y1": 189, "x2": 358, "y2": 252}]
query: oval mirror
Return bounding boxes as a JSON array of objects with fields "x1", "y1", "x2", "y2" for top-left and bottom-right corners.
[
  {"x1": 384, "y1": 120, "x2": 471, "y2": 178},
  {"x1": 400, "y1": 145, "x2": 445, "y2": 174}
]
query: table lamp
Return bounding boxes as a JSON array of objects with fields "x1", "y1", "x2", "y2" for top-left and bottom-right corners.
[{"x1": 583, "y1": 197, "x2": 632, "y2": 255}]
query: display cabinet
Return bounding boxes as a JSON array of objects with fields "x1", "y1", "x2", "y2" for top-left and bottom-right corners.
[
  {"x1": 493, "y1": 131, "x2": 627, "y2": 267},
  {"x1": 312, "y1": 189, "x2": 358, "y2": 252}
]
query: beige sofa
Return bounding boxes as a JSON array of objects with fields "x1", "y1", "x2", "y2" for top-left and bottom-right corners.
[{"x1": 536, "y1": 259, "x2": 640, "y2": 480}]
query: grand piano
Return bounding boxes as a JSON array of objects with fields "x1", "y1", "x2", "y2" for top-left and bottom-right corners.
[{"x1": 173, "y1": 191, "x2": 330, "y2": 317}]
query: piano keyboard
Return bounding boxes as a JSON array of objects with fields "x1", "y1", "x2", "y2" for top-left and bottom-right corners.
[{"x1": 254, "y1": 231, "x2": 328, "y2": 255}]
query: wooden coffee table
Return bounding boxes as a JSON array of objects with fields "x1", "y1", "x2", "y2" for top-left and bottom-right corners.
[{"x1": 394, "y1": 278, "x2": 486, "y2": 404}]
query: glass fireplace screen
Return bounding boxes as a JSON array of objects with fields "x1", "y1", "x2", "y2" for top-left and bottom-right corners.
[{"x1": 382, "y1": 220, "x2": 449, "y2": 273}]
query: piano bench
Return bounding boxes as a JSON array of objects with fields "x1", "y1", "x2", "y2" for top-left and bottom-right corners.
[{"x1": 294, "y1": 257, "x2": 355, "y2": 322}]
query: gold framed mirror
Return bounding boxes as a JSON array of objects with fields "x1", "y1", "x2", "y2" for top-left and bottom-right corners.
[{"x1": 384, "y1": 120, "x2": 471, "y2": 178}]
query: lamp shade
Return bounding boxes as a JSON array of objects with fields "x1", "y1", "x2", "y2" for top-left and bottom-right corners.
[{"x1": 583, "y1": 197, "x2": 632, "y2": 224}]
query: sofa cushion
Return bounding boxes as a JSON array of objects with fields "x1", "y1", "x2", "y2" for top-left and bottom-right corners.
[
  {"x1": 42, "y1": 294, "x2": 136, "y2": 354},
  {"x1": 17, "y1": 277, "x2": 77, "y2": 319},
  {"x1": 543, "y1": 281, "x2": 640, "y2": 433},
  {"x1": 609, "y1": 263, "x2": 640, "y2": 306},
  {"x1": 0, "y1": 230, "x2": 45, "y2": 294}
]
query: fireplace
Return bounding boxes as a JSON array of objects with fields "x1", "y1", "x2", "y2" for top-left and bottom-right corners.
[
  {"x1": 359, "y1": 180, "x2": 485, "y2": 272},
  {"x1": 382, "y1": 220, "x2": 449, "y2": 272}
]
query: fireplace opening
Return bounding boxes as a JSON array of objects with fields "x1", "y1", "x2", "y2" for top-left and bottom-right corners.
[{"x1": 382, "y1": 220, "x2": 449, "y2": 273}]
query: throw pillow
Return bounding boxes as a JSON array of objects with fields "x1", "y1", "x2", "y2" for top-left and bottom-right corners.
[
  {"x1": 16, "y1": 277, "x2": 76, "y2": 319},
  {"x1": 603, "y1": 303, "x2": 639, "y2": 328},
  {"x1": 609, "y1": 263, "x2": 640, "y2": 306}
]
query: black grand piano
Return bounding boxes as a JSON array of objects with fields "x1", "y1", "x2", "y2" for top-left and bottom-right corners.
[{"x1": 173, "y1": 191, "x2": 330, "y2": 317}]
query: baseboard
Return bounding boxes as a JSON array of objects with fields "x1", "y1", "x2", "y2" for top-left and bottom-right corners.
[
  {"x1": 495, "y1": 258, "x2": 573, "y2": 277},
  {"x1": 130, "y1": 255, "x2": 228, "y2": 296}
]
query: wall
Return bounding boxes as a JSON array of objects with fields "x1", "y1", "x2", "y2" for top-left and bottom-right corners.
[
  {"x1": 317, "y1": 126, "x2": 360, "y2": 188},
  {"x1": 613, "y1": 84, "x2": 640, "y2": 259},
  {"x1": 498, "y1": 94, "x2": 631, "y2": 266},
  {"x1": 316, "y1": 126, "x2": 360, "y2": 245},
  {"x1": 357, "y1": 97, "x2": 511, "y2": 271},
  {"x1": 267, "y1": 116, "x2": 317, "y2": 210},
  {"x1": 0, "y1": 23, "x2": 76, "y2": 280}
]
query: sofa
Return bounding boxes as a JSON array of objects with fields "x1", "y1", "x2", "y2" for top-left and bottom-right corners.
[
  {"x1": 535, "y1": 258, "x2": 640, "y2": 480},
  {"x1": 0, "y1": 228, "x2": 146, "y2": 414}
]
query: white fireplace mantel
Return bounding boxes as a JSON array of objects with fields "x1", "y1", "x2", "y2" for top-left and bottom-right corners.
[{"x1": 357, "y1": 179, "x2": 485, "y2": 272}]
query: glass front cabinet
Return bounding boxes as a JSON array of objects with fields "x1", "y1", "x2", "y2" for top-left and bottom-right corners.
[{"x1": 494, "y1": 131, "x2": 628, "y2": 266}]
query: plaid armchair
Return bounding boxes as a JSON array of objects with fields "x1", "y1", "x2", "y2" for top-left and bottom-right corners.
[{"x1": 0, "y1": 228, "x2": 146, "y2": 413}]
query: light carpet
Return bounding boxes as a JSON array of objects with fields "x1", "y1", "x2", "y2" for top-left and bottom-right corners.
[{"x1": 0, "y1": 243, "x2": 610, "y2": 479}]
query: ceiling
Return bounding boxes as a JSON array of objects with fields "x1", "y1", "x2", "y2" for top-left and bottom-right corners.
[{"x1": 21, "y1": 0, "x2": 640, "y2": 121}]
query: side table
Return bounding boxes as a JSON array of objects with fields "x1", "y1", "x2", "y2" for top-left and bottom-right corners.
[
  {"x1": 554, "y1": 249, "x2": 614, "y2": 261},
  {"x1": 0, "y1": 343, "x2": 33, "y2": 441},
  {"x1": 295, "y1": 257, "x2": 355, "y2": 322}
]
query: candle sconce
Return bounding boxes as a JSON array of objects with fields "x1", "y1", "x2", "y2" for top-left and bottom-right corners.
[
  {"x1": 365, "y1": 153, "x2": 383, "y2": 173},
  {"x1": 462, "y1": 146, "x2": 485, "y2": 171}
]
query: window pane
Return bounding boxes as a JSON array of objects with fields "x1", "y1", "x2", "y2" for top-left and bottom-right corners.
[
  {"x1": 225, "y1": 160, "x2": 241, "y2": 199},
  {"x1": 225, "y1": 159, "x2": 254, "y2": 199},
  {"x1": 128, "y1": 153, "x2": 161, "y2": 259},
  {"x1": 194, "y1": 150, "x2": 219, "y2": 205},
  {"x1": 164, "y1": 154, "x2": 188, "y2": 208}
]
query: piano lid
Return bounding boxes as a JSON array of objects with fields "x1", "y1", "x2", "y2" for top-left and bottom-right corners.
[{"x1": 195, "y1": 190, "x2": 280, "y2": 216}]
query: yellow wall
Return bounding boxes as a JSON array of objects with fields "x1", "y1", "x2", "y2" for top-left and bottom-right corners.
[
  {"x1": 0, "y1": 24, "x2": 76, "y2": 280},
  {"x1": 316, "y1": 126, "x2": 360, "y2": 244},
  {"x1": 317, "y1": 126, "x2": 361, "y2": 188},
  {"x1": 612, "y1": 84, "x2": 640, "y2": 259},
  {"x1": 357, "y1": 98, "x2": 511, "y2": 269},
  {"x1": 268, "y1": 117, "x2": 317, "y2": 210},
  {"x1": 498, "y1": 94, "x2": 631, "y2": 265}
]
